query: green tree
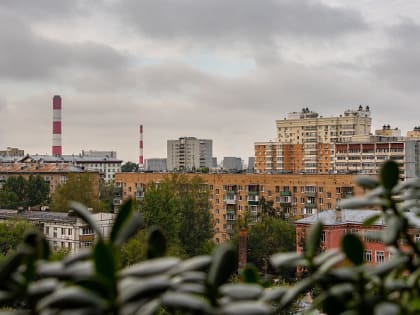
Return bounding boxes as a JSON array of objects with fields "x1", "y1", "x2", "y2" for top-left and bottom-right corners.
[
  {"x1": 247, "y1": 216, "x2": 296, "y2": 278},
  {"x1": 3, "y1": 176, "x2": 27, "y2": 207},
  {"x1": 99, "y1": 180, "x2": 114, "y2": 212},
  {"x1": 50, "y1": 173, "x2": 100, "y2": 212},
  {"x1": 121, "y1": 161, "x2": 139, "y2": 172},
  {"x1": 0, "y1": 219, "x2": 35, "y2": 256},
  {"x1": 26, "y1": 175, "x2": 50, "y2": 207},
  {"x1": 0, "y1": 190, "x2": 19, "y2": 209},
  {"x1": 140, "y1": 174, "x2": 214, "y2": 257}
]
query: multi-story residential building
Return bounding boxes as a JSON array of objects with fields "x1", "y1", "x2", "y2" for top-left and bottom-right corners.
[
  {"x1": 0, "y1": 147, "x2": 24, "y2": 157},
  {"x1": 256, "y1": 106, "x2": 372, "y2": 174},
  {"x1": 222, "y1": 157, "x2": 243, "y2": 172},
  {"x1": 407, "y1": 126, "x2": 420, "y2": 139},
  {"x1": 334, "y1": 137, "x2": 420, "y2": 180},
  {"x1": 114, "y1": 172, "x2": 363, "y2": 244},
  {"x1": 295, "y1": 209, "x2": 420, "y2": 265},
  {"x1": 145, "y1": 158, "x2": 167, "y2": 172},
  {"x1": 0, "y1": 152, "x2": 122, "y2": 182},
  {"x1": 0, "y1": 209, "x2": 115, "y2": 253},
  {"x1": 375, "y1": 125, "x2": 401, "y2": 137},
  {"x1": 0, "y1": 162, "x2": 100, "y2": 197},
  {"x1": 167, "y1": 137, "x2": 213, "y2": 171}
]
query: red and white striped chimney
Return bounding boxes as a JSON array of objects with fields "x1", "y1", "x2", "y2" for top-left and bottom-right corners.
[
  {"x1": 139, "y1": 124, "x2": 144, "y2": 168},
  {"x1": 52, "y1": 95, "x2": 62, "y2": 156}
]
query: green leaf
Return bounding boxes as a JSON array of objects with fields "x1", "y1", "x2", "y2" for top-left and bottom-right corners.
[
  {"x1": 93, "y1": 240, "x2": 115, "y2": 286},
  {"x1": 381, "y1": 160, "x2": 400, "y2": 191},
  {"x1": 219, "y1": 283, "x2": 263, "y2": 300},
  {"x1": 207, "y1": 243, "x2": 237, "y2": 291},
  {"x1": 120, "y1": 257, "x2": 180, "y2": 278},
  {"x1": 374, "y1": 302, "x2": 400, "y2": 315},
  {"x1": 383, "y1": 216, "x2": 403, "y2": 245},
  {"x1": 305, "y1": 221, "x2": 322, "y2": 259},
  {"x1": 114, "y1": 212, "x2": 141, "y2": 247},
  {"x1": 110, "y1": 198, "x2": 134, "y2": 243},
  {"x1": 341, "y1": 234, "x2": 364, "y2": 266},
  {"x1": 222, "y1": 301, "x2": 271, "y2": 315},
  {"x1": 69, "y1": 202, "x2": 103, "y2": 239},
  {"x1": 37, "y1": 286, "x2": 107, "y2": 310},
  {"x1": 161, "y1": 292, "x2": 213, "y2": 314},
  {"x1": 270, "y1": 252, "x2": 306, "y2": 268},
  {"x1": 240, "y1": 265, "x2": 260, "y2": 283},
  {"x1": 355, "y1": 176, "x2": 379, "y2": 189},
  {"x1": 363, "y1": 214, "x2": 382, "y2": 226},
  {"x1": 146, "y1": 226, "x2": 166, "y2": 259},
  {"x1": 119, "y1": 275, "x2": 171, "y2": 303}
]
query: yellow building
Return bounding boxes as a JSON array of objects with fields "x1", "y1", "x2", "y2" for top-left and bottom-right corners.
[{"x1": 114, "y1": 172, "x2": 363, "y2": 243}]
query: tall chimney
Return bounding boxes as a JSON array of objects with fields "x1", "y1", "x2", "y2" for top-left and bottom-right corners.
[
  {"x1": 139, "y1": 124, "x2": 144, "y2": 168},
  {"x1": 52, "y1": 95, "x2": 62, "y2": 156}
]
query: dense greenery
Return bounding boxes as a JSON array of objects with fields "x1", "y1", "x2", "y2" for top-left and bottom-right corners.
[
  {"x1": 0, "y1": 219, "x2": 35, "y2": 258},
  {"x1": 132, "y1": 174, "x2": 214, "y2": 259},
  {"x1": 247, "y1": 216, "x2": 295, "y2": 279},
  {"x1": 0, "y1": 175, "x2": 49, "y2": 209},
  {"x1": 0, "y1": 160, "x2": 419, "y2": 315},
  {"x1": 99, "y1": 180, "x2": 115, "y2": 212},
  {"x1": 50, "y1": 173, "x2": 100, "y2": 212},
  {"x1": 121, "y1": 161, "x2": 139, "y2": 172}
]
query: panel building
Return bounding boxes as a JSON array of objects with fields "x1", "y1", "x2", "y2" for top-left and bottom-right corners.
[{"x1": 167, "y1": 137, "x2": 213, "y2": 171}]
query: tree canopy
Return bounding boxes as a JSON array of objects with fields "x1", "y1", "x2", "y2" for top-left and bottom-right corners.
[
  {"x1": 0, "y1": 175, "x2": 49, "y2": 209},
  {"x1": 121, "y1": 161, "x2": 139, "y2": 172},
  {"x1": 49, "y1": 173, "x2": 100, "y2": 212}
]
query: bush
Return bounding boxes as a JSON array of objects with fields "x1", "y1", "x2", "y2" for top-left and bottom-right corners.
[{"x1": 0, "y1": 160, "x2": 419, "y2": 315}]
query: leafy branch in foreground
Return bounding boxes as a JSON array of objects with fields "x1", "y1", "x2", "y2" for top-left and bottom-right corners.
[{"x1": 0, "y1": 160, "x2": 419, "y2": 315}]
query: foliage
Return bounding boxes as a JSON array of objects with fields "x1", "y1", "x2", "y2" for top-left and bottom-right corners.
[
  {"x1": 0, "y1": 175, "x2": 49, "y2": 209},
  {"x1": 247, "y1": 216, "x2": 296, "y2": 278},
  {"x1": 99, "y1": 180, "x2": 115, "y2": 212},
  {"x1": 121, "y1": 161, "x2": 139, "y2": 172},
  {"x1": 0, "y1": 160, "x2": 419, "y2": 315},
  {"x1": 0, "y1": 219, "x2": 35, "y2": 256},
  {"x1": 140, "y1": 174, "x2": 214, "y2": 257},
  {"x1": 49, "y1": 173, "x2": 100, "y2": 212}
]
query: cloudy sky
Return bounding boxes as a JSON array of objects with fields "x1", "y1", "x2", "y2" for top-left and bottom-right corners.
[{"x1": 0, "y1": 0, "x2": 419, "y2": 163}]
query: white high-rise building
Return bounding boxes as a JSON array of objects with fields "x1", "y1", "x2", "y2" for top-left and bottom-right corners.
[{"x1": 167, "y1": 137, "x2": 213, "y2": 171}]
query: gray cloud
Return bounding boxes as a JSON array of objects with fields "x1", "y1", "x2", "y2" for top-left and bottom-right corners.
[
  {"x1": 116, "y1": 0, "x2": 367, "y2": 43},
  {"x1": 372, "y1": 21, "x2": 420, "y2": 91},
  {"x1": 0, "y1": 12, "x2": 132, "y2": 81}
]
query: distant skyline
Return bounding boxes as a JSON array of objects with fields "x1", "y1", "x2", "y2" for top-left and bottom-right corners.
[{"x1": 0, "y1": 1, "x2": 419, "y2": 162}]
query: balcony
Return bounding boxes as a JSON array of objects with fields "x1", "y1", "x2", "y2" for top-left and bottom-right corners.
[
  {"x1": 248, "y1": 191, "x2": 259, "y2": 196},
  {"x1": 113, "y1": 198, "x2": 122, "y2": 206},
  {"x1": 305, "y1": 202, "x2": 316, "y2": 208},
  {"x1": 225, "y1": 197, "x2": 237, "y2": 205},
  {"x1": 305, "y1": 192, "x2": 316, "y2": 197},
  {"x1": 79, "y1": 234, "x2": 95, "y2": 242},
  {"x1": 280, "y1": 191, "x2": 291, "y2": 196}
]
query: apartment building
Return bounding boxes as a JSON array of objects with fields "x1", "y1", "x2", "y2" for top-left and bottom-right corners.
[
  {"x1": 0, "y1": 162, "x2": 100, "y2": 196},
  {"x1": 334, "y1": 137, "x2": 420, "y2": 180},
  {"x1": 0, "y1": 152, "x2": 122, "y2": 182},
  {"x1": 114, "y1": 172, "x2": 363, "y2": 244},
  {"x1": 295, "y1": 209, "x2": 420, "y2": 265},
  {"x1": 256, "y1": 106, "x2": 371, "y2": 174},
  {"x1": 0, "y1": 209, "x2": 114, "y2": 253},
  {"x1": 0, "y1": 147, "x2": 24, "y2": 157},
  {"x1": 222, "y1": 157, "x2": 243, "y2": 172},
  {"x1": 167, "y1": 137, "x2": 213, "y2": 171},
  {"x1": 145, "y1": 158, "x2": 167, "y2": 172},
  {"x1": 407, "y1": 127, "x2": 420, "y2": 139}
]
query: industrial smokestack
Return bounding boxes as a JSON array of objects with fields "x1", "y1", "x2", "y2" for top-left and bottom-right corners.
[
  {"x1": 52, "y1": 95, "x2": 62, "y2": 156},
  {"x1": 139, "y1": 124, "x2": 144, "y2": 168}
]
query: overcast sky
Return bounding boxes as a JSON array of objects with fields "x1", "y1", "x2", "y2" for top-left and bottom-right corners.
[{"x1": 0, "y1": 0, "x2": 419, "y2": 163}]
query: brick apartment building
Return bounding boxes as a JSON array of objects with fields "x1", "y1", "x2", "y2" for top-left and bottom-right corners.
[
  {"x1": 295, "y1": 209, "x2": 420, "y2": 265},
  {"x1": 114, "y1": 172, "x2": 364, "y2": 243}
]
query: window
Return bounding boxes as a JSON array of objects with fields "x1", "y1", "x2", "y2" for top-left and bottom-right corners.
[
  {"x1": 321, "y1": 231, "x2": 326, "y2": 243},
  {"x1": 268, "y1": 190, "x2": 272, "y2": 197},
  {"x1": 365, "y1": 250, "x2": 372, "y2": 263},
  {"x1": 215, "y1": 189, "x2": 219, "y2": 194},
  {"x1": 327, "y1": 203, "x2": 332, "y2": 209},
  {"x1": 68, "y1": 229, "x2": 72, "y2": 235},
  {"x1": 319, "y1": 197, "x2": 323, "y2": 204},
  {"x1": 376, "y1": 251, "x2": 385, "y2": 264},
  {"x1": 319, "y1": 187, "x2": 323, "y2": 193},
  {"x1": 275, "y1": 186, "x2": 280, "y2": 193},
  {"x1": 293, "y1": 186, "x2": 297, "y2": 193},
  {"x1": 81, "y1": 227, "x2": 94, "y2": 235},
  {"x1": 260, "y1": 185, "x2": 264, "y2": 192},
  {"x1": 53, "y1": 227, "x2": 57, "y2": 238},
  {"x1": 327, "y1": 192, "x2": 332, "y2": 198},
  {"x1": 215, "y1": 209, "x2": 219, "y2": 214},
  {"x1": 45, "y1": 227, "x2": 49, "y2": 235},
  {"x1": 61, "y1": 228, "x2": 65, "y2": 235},
  {"x1": 415, "y1": 234, "x2": 420, "y2": 242},
  {"x1": 300, "y1": 197, "x2": 305, "y2": 203}
]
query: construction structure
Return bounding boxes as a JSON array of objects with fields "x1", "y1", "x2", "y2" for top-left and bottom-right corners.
[
  {"x1": 167, "y1": 137, "x2": 213, "y2": 171},
  {"x1": 52, "y1": 95, "x2": 62, "y2": 156},
  {"x1": 114, "y1": 172, "x2": 363, "y2": 243},
  {"x1": 295, "y1": 209, "x2": 420, "y2": 265},
  {"x1": 0, "y1": 210, "x2": 115, "y2": 253},
  {"x1": 139, "y1": 125, "x2": 144, "y2": 169}
]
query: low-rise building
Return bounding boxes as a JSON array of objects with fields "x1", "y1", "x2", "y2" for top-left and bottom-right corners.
[
  {"x1": 0, "y1": 209, "x2": 115, "y2": 254},
  {"x1": 145, "y1": 158, "x2": 167, "y2": 172},
  {"x1": 295, "y1": 209, "x2": 420, "y2": 265}
]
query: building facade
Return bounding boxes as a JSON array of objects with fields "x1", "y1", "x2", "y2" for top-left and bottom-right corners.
[
  {"x1": 222, "y1": 157, "x2": 243, "y2": 172},
  {"x1": 167, "y1": 137, "x2": 213, "y2": 171},
  {"x1": 295, "y1": 209, "x2": 420, "y2": 265},
  {"x1": 114, "y1": 172, "x2": 363, "y2": 244},
  {"x1": 145, "y1": 158, "x2": 167, "y2": 172},
  {"x1": 0, "y1": 210, "x2": 114, "y2": 254}
]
